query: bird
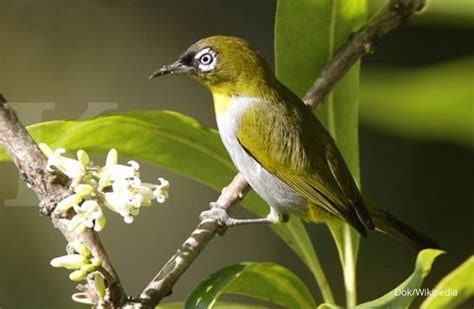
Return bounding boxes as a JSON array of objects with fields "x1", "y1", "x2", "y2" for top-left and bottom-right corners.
[{"x1": 149, "y1": 35, "x2": 439, "y2": 250}]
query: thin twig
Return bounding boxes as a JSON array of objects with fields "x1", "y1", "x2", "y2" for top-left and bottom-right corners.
[
  {"x1": 140, "y1": 0, "x2": 426, "y2": 306},
  {"x1": 0, "y1": 95, "x2": 127, "y2": 306}
]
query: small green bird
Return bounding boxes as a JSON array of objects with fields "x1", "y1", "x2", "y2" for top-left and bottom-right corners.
[{"x1": 150, "y1": 36, "x2": 439, "y2": 250}]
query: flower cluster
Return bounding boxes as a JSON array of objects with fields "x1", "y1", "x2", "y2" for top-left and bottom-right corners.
[
  {"x1": 50, "y1": 240, "x2": 106, "y2": 304},
  {"x1": 50, "y1": 240, "x2": 102, "y2": 281},
  {"x1": 39, "y1": 144, "x2": 170, "y2": 232}
]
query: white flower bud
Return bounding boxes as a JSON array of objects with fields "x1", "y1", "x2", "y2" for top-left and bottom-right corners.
[
  {"x1": 69, "y1": 269, "x2": 87, "y2": 281},
  {"x1": 70, "y1": 240, "x2": 91, "y2": 258},
  {"x1": 56, "y1": 194, "x2": 83, "y2": 213},
  {"x1": 39, "y1": 143, "x2": 54, "y2": 157},
  {"x1": 50, "y1": 254, "x2": 88, "y2": 269},
  {"x1": 76, "y1": 149, "x2": 90, "y2": 167},
  {"x1": 98, "y1": 172, "x2": 111, "y2": 191},
  {"x1": 94, "y1": 215, "x2": 106, "y2": 232},
  {"x1": 79, "y1": 263, "x2": 96, "y2": 274},
  {"x1": 74, "y1": 184, "x2": 93, "y2": 197},
  {"x1": 68, "y1": 215, "x2": 87, "y2": 234},
  {"x1": 106, "y1": 148, "x2": 118, "y2": 166},
  {"x1": 91, "y1": 257, "x2": 102, "y2": 267},
  {"x1": 81, "y1": 200, "x2": 99, "y2": 212}
]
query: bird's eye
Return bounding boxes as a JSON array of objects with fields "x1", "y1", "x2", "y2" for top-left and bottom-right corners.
[{"x1": 199, "y1": 53, "x2": 214, "y2": 65}]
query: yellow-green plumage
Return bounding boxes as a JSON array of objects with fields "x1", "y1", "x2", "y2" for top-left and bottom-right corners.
[
  {"x1": 236, "y1": 84, "x2": 370, "y2": 233},
  {"x1": 150, "y1": 35, "x2": 439, "y2": 250}
]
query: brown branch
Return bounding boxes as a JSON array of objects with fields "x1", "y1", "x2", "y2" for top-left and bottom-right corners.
[
  {"x1": 0, "y1": 94, "x2": 127, "y2": 306},
  {"x1": 139, "y1": 0, "x2": 426, "y2": 306}
]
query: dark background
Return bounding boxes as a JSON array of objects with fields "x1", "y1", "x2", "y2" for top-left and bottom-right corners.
[{"x1": 0, "y1": 0, "x2": 472, "y2": 308}]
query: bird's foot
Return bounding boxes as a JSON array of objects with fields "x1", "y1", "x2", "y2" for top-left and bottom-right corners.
[{"x1": 200, "y1": 203, "x2": 286, "y2": 228}]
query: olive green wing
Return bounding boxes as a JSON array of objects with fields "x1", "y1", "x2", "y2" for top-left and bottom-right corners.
[{"x1": 237, "y1": 98, "x2": 372, "y2": 234}]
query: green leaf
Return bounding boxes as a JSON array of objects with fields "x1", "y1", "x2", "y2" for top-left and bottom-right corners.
[
  {"x1": 275, "y1": 0, "x2": 367, "y2": 306},
  {"x1": 317, "y1": 304, "x2": 342, "y2": 309},
  {"x1": 318, "y1": 249, "x2": 446, "y2": 308},
  {"x1": 0, "y1": 110, "x2": 320, "y2": 301},
  {"x1": 420, "y1": 255, "x2": 474, "y2": 309},
  {"x1": 158, "y1": 302, "x2": 266, "y2": 309},
  {"x1": 184, "y1": 262, "x2": 316, "y2": 309},
  {"x1": 355, "y1": 249, "x2": 444, "y2": 309},
  {"x1": 360, "y1": 58, "x2": 474, "y2": 147},
  {"x1": 0, "y1": 110, "x2": 234, "y2": 186}
]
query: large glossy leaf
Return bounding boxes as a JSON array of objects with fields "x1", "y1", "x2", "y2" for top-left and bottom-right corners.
[
  {"x1": 0, "y1": 110, "x2": 233, "y2": 184},
  {"x1": 360, "y1": 58, "x2": 474, "y2": 147},
  {"x1": 316, "y1": 249, "x2": 445, "y2": 308},
  {"x1": 275, "y1": 0, "x2": 367, "y2": 306},
  {"x1": 356, "y1": 249, "x2": 444, "y2": 308},
  {"x1": 420, "y1": 255, "x2": 474, "y2": 309},
  {"x1": 184, "y1": 262, "x2": 316, "y2": 309},
  {"x1": 158, "y1": 302, "x2": 266, "y2": 309},
  {"x1": 0, "y1": 110, "x2": 319, "y2": 296}
]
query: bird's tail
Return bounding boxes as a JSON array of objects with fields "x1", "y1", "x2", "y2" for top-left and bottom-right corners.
[{"x1": 369, "y1": 206, "x2": 440, "y2": 251}]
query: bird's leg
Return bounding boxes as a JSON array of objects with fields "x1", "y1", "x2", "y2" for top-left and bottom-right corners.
[{"x1": 200, "y1": 204, "x2": 286, "y2": 227}]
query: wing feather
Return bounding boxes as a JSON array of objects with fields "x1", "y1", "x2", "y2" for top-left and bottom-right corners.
[{"x1": 237, "y1": 86, "x2": 373, "y2": 233}]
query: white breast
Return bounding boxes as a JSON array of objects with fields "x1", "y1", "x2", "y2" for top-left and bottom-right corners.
[{"x1": 215, "y1": 96, "x2": 305, "y2": 215}]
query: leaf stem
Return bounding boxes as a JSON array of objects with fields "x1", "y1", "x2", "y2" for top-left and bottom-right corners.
[
  {"x1": 343, "y1": 224, "x2": 358, "y2": 308},
  {"x1": 308, "y1": 252, "x2": 336, "y2": 304}
]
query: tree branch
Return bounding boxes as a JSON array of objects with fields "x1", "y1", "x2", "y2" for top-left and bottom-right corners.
[
  {"x1": 139, "y1": 0, "x2": 426, "y2": 306},
  {"x1": 0, "y1": 94, "x2": 127, "y2": 306}
]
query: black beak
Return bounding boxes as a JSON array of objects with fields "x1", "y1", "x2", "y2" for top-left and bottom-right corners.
[{"x1": 149, "y1": 60, "x2": 192, "y2": 79}]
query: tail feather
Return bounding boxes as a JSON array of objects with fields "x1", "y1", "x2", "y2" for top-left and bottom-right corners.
[{"x1": 371, "y1": 208, "x2": 440, "y2": 251}]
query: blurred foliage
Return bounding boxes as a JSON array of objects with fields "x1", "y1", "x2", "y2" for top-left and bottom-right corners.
[
  {"x1": 421, "y1": 255, "x2": 474, "y2": 308},
  {"x1": 369, "y1": 0, "x2": 474, "y2": 27},
  {"x1": 184, "y1": 262, "x2": 316, "y2": 308},
  {"x1": 360, "y1": 58, "x2": 474, "y2": 147},
  {"x1": 363, "y1": 0, "x2": 474, "y2": 148}
]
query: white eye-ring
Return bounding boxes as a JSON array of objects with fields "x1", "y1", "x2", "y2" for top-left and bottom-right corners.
[
  {"x1": 199, "y1": 53, "x2": 213, "y2": 65},
  {"x1": 195, "y1": 48, "x2": 217, "y2": 72}
]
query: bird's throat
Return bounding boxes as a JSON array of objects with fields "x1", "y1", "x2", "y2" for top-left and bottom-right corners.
[{"x1": 212, "y1": 92, "x2": 231, "y2": 115}]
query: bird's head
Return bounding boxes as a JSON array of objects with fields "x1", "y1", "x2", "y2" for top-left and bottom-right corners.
[{"x1": 149, "y1": 36, "x2": 274, "y2": 96}]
